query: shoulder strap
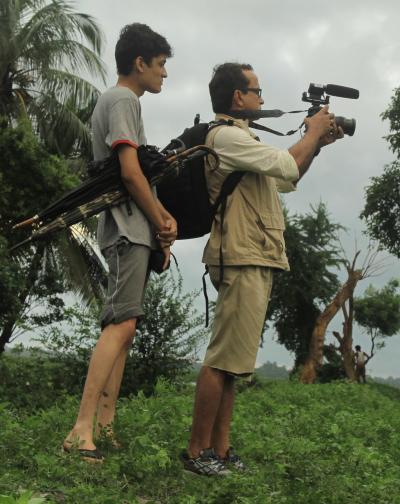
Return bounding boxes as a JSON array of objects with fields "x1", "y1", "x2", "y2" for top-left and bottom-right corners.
[
  {"x1": 205, "y1": 119, "x2": 245, "y2": 218},
  {"x1": 211, "y1": 171, "x2": 244, "y2": 218},
  {"x1": 205, "y1": 119, "x2": 246, "y2": 289}
]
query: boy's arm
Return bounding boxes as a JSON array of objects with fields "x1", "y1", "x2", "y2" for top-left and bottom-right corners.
[
  {"x1": 118, "y1": 144, "x2": 175, "y2": 242},
  {"x1": 156, "y1": 199, "x2": 177, "y2": 243}
]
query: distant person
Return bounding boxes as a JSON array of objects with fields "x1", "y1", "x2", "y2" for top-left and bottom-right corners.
[
  {"x1": 354, "y1": 345, "x2": 370, "y2": 384},
  {"x1": 63, "y1": 23, "x2": 176, "y2": 462}
]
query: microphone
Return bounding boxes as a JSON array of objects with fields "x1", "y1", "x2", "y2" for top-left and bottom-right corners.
[{"x1": 325, "y1": 84, "x2": 359, "y2": 99}]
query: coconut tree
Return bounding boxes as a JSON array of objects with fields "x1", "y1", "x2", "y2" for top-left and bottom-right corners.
[{"x1": 0, "y1": 0, "x2": 106, "y2": 157}]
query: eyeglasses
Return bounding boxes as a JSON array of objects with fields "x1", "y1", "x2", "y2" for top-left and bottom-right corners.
[{"x1": 243, "y1": 87, "x2": 262, "y2": 98}]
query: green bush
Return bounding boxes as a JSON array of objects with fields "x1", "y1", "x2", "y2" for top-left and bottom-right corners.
[{"x1": 0, "y1": 270, "x2": 207, "y2": 411}]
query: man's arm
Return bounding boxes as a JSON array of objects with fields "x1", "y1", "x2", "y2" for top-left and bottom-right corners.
[
  {"x1": 118, "y1": 144, "x2": 176, "y2": 242},
  {"x1": 288, "y1": 106, "x2": 343, "y2": 182}
]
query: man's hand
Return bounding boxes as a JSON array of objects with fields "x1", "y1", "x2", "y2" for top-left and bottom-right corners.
[
  {"x1": 304, "y1": 105, "x2": 334, "y2": 139},
  {"x1": 318, "y1": 123, "x2": 344, "y2": 147}
]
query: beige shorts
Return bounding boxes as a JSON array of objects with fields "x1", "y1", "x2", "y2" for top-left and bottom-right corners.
[{"x1": 203, "y1": 265, "x2": 273, "y2": 376}]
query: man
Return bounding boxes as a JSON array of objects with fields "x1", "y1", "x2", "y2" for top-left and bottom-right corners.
[
  {"x1": 354, "y1": 345, "x2": 369, "y2": 383},
  {"x1": 63, "y1": 23, "x2": 177, "y2": 462},
  {"x1": 182, "y1": 62, "x2": 343, "y2": 476}
]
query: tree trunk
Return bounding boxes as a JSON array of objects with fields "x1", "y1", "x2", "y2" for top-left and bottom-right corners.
[
  {"x1": 341, "y1": 297, "x2": 356, "y2": 381},
  {"x1": 0, "y1": 320, "x2": 14, "y2": 354},
  {"x1": 300, "y1": 268, "x2": 363, "y2": 384}
]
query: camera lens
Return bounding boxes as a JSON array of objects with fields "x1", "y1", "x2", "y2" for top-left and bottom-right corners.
[{"x1": 335, "y1": 116, "x2": 356, "y2": 136}]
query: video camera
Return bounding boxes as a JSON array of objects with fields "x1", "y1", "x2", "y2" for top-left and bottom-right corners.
[{"x1": 302, "y1": 83, "x2": 359, "y2": 136}]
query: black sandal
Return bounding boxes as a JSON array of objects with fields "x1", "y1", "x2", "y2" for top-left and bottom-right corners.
[{"x1": 63, "y1": 444, "x2": 104, "y2": 463}]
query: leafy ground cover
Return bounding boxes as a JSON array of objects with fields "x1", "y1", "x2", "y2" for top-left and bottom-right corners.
[{"x1": 1, "y1": 380, "x2": 399, "y2": 504}]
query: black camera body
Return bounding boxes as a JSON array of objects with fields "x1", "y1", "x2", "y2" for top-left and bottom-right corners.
[{"x1": 302, "y1": 83, "x2": 359, "y2": 136}]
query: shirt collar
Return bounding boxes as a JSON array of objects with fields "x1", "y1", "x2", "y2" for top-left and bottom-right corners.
[
  {"x1": 215, "y1": 113, "x2": 259, "y2": 139},
  {"x1": 215, "y1": 113, "x2": 250, "y2": 130}
]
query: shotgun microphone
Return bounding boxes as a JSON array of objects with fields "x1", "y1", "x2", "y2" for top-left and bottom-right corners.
[{"x1": 324, "y1": 84, "x2": 359, "y2": 99}]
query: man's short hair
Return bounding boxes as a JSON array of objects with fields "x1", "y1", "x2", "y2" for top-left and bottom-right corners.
[
  {"x1": 355, "y1": 345, "x2": 361, "y2": 351},
  {"x1": 115, "y1": 23, "x2": 172, "y2": 75},
  {"x1": 209, "y1": 62, "x2": 253, "y2": 114}
]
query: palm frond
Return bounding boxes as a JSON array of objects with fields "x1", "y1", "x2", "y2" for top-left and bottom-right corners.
[
  {"x1": 17, "y1": 0, "x2": 106, "y2": 81},
  {"x1": 55, "y1": 226, "x2": 106, "y2": 304},
  {"x1": 35, "y1": 68, "x2": 102, "y2": 108},
  {"x1": 28, "y1": 93, "x2": 93, "y2": 156}
]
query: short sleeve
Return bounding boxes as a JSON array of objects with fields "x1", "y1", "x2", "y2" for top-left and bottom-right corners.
[{"x1": 106, "y1": 96, "x2": 141, "y2": 150}]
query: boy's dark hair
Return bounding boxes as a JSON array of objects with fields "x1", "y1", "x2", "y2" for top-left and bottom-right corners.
[
  {"x1": 355, "y1": 345, "x2": 361, "y2": 351},
  {"x1": 209, "y1": 62, "x2": 253, "y2": 114},
  {"x1": 115, "y1": 23, "x2": 172, "y2": 75}
]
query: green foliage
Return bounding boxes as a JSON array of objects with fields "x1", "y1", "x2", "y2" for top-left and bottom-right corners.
[
  {"x1": 0, "y1": 119, "x2": 80, "y2": 350},
  {"x1": 0, "y1": 271, "x2": 206, "y2": 409},
  {"x1": 318, "y1": 345, "x2": 347, "y2": 383},
  {"x1": 266, "y1": 203, "x2": 344, "y2": 367},
  {"x1": 131, "y1": 270, "x2": 207, "y2": 395},
  {"x1": 361, "y1": 87, "x2": 400, "y2": 257},
  {"x1": 0, "y1": 491, "x2": 46, "y2": 503},
  {"x1": 1, "y1": 381, "x2": 400, "y2": 503},
  {"x1": 354, "y1": 279, "x2": 400, "y2": 338},
  {"x1": 0, "y1": 118, "x2": 77, "y2": 241},
  {"x1": 361, "y1": 161, "x2": 400, "y2": 258},
  {"x1": 0, "y1": 0, "x2": 106, "y2": 157},
  {"x1": 381, "y1": 87, "x2": 400, "y2": 156}
]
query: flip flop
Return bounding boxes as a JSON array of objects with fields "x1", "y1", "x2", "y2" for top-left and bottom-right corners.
[{"x1": 62, "y1": 444, "x2": 104, "y2": 463}]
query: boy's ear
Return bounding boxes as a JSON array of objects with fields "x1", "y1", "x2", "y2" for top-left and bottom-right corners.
[{"x1": 133, "y1": 56, "x2": 146, "y2": 74}]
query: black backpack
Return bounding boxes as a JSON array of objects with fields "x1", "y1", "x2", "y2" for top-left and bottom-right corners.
[{"x1": 156, "y1": 119, "x2": 244, "y2": 240}]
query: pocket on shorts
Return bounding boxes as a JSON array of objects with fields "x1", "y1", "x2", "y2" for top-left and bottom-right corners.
[{"x1": 116, "y1": 237, "x2": 131, "y2": 257}]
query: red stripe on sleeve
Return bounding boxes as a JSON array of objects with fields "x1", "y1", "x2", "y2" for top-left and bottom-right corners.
[{"x1": 111, "y1": 139, "x2": 139, "y2": 150}]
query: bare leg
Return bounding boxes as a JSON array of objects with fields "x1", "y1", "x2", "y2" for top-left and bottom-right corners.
[
  {"x1": 64, "y1": 318, "x2": 136, "y2": 451},
  {"x1": 95, "y1": 344, "x2": 130, "y2": 438},
  {"x1": 211, "y1": 374, "x2": 235, "y2": 458},
  {"x1": 188, "y1": 366, "x2": 227, "y2": 458}
]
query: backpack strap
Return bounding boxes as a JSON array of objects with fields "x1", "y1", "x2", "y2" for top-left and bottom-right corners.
[
  {"x1": 202, "y1": 121, "x2": 246, "y2": 326},
  {"x1": 206, "y1": 121, "x2": 246, "y2": 286}
]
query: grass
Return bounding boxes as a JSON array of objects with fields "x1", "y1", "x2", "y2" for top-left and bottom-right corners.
[{"x1": 1, "y1": 379, "x2": 399, "y2": 503}]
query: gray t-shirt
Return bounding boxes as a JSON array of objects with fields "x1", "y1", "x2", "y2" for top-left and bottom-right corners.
[{"x1": 91, "y1": 86, "x2": 155, "y2": 251}]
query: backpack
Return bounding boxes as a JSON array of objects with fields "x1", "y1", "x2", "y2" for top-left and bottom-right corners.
[{"x1": 156, "y1": 119, "x2": 244, "y2": 239}]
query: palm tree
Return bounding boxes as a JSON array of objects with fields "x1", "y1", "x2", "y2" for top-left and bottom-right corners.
[
  {"x1": 0, "y1": 0, "x2": 106, "y2": 157},
  {"x1": 0, "y1": 1, "x2": 108, "y2": 351}
]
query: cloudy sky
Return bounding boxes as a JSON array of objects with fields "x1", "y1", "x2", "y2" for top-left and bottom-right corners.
[{"x1": 73, "y1": 0, "x2": 400, "y2": 377}]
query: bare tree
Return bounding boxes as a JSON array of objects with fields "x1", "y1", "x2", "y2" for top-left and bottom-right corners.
[{"x1": 300, "y1": 245, "x2": 385, "y2": 384}]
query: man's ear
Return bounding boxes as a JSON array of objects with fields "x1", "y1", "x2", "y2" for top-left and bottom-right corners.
[
  {"x1": 133, "y1": 56, "x2": 146, "y2": 74},
  {"x1": 232, "y1": 89, "x2": 244, "y2": 109}
]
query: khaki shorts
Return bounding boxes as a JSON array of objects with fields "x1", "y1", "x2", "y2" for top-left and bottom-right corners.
[
  {"x1": 100, "y1": 238, "x2": 151, "y2": 329},
  {"x1": 203, "y1": 265, "x2": 273, "y2": 376}
]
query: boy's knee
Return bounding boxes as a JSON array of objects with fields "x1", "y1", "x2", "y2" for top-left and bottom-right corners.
[{"x1": 111, "y1": 318, "x2": 136, "y2": 348}]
